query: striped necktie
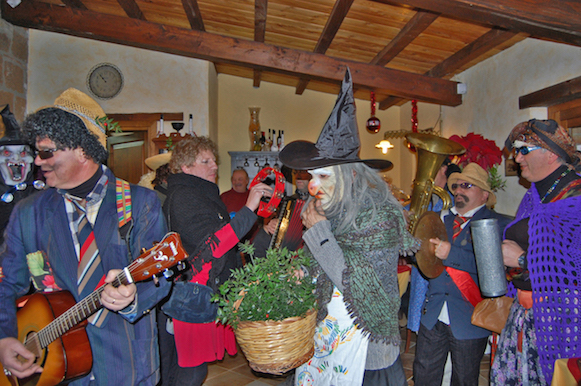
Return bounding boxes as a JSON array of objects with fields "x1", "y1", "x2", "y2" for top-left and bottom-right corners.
[
  {"x1": 73, "y1": 199, "x2": 102, "y2": 296},
  {"x1": 452, "y1": 215, "x2": 469, "y2": 241}
]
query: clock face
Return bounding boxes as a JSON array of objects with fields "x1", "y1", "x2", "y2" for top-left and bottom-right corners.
[{"x1": 87, "y1": 63, "x2": 124, "y2": 100}]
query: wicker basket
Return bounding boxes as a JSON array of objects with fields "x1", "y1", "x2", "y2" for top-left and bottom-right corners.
[{"x1": 235, "y1": 308, "x2": 317, "y2": 375}]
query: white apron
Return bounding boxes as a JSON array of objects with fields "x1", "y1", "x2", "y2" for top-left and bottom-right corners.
[{"x1": 295, "y1": 287, "x2": 369, "y2": 386}]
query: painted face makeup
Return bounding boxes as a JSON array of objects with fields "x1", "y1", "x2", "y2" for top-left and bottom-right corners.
[
  {"x1": 308, "y1": 167, "x2": 337, "y2": 209},
  {"x1": 0, "y1": 144, "x2": 33, "y2": 186}
]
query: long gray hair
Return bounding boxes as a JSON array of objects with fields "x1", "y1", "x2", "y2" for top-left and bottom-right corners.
[{"x1": 313, "y1": 162, "x2": 402, "y2": 235}]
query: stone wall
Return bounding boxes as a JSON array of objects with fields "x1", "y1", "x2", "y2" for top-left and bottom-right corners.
[{"x1": 0, "y1": 16, "x2": 27, "y2": 124}]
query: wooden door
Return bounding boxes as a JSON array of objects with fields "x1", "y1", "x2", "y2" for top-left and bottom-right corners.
[
  {"x1": 106, "y1": 113, "x2": 183, "y2": 183},
  {"x1": 107, "y1": 132, "x2": 146, "y2": 184}
]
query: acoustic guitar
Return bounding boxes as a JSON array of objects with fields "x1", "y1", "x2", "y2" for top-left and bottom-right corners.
[{"x1": 0, "y1": 232, "x2": 188, "y2": 386}]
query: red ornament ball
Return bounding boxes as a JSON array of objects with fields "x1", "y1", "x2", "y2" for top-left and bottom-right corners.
[{"x1": 366, "y1": 116, "x2": 381, "y2": 133}]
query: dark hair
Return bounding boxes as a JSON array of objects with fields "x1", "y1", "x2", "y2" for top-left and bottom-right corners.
[
  {"x1": 153, "y1": 163, "x2": 171, "y2": 185},
  {"x1": 445, "y1": 163, "x2": 462, "y2": 179},
  {"x1": 21, "y1": 108, "x2": 108, "y2": 163}
]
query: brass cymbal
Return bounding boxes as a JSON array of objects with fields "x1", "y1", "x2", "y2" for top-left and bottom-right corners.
[{"x1": 414, "y1": 211, "x2": 447, "y2": 279}]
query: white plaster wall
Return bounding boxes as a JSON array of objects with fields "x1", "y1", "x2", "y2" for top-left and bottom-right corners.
[
  {"x1": 27, "y1": 30, "x2": 212, "y2": 136},
  {"x1": 207, "y1": 64, "x2": 219, "y2": 143},
  {"x1": 216, "y1": 74, "x2": 400, "y2": 193},
  {"x1": 443, "y1": 39, "x2": 581, "y2": 216}
]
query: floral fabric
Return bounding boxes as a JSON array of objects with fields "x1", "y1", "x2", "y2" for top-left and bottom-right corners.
[
  {"x1": 490, "y1": 299, "x2": 547, "y2": 385},
  {"x1": 295, "y1": 288, "x2": 368, "y2": 386}
]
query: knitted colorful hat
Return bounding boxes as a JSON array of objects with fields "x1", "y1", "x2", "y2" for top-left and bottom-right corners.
[
  {"x1": 49, "y1": 88, "x2": 108, "y2": 150},
  {"x1": 447, "y1": 163, "x2": 496, "y2": 208},
  {"x1": 505, "y1": 119, "x2": 580, "y2": 169},
  {"x1": 279, "y1": 68, "x2": 392, "y2": 171}
]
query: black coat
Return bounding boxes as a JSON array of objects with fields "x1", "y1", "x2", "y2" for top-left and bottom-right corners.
[{"x1": 163, "y1": 173, "x2": 256, "y2": 287}]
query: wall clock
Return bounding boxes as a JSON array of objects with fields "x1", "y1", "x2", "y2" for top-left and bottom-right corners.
[{"x1": 86, "y1": 63, "x2": 124, "y2": 100}]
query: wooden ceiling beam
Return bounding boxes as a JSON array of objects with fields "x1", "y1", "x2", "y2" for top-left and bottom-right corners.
[
  {"x1": 378, "y1": 28, "x2": 516, "y2": 109},
  {"x1": 254, "y1": 0, "x2": 267, "y2": 42},
  {"x1": 426, "y1": 28, "x2": 517, "y2": 78},
  {"x1": 182, "y1": 0, "x2": 205, "y2": 31},
  {"x1": 2, "y1": 0, "x2": 462, "y2": 105},
  {"x1": 295, "y1": 0, "x2": 354, "y2": 95},
  {"x1": 520, "y1": 76, "x2": 581, "y2": 109},
  {"x1": 370, "y1": 10, "x2": 439, "y2": 66},
  {"x1": 60, "y1": 0, "x2": 87, "y2": 10},
  {"x1": 374, "y1": 0, "x2": 581, "y2": 47},
  {"x1": 253, "y1": 0, "x2": 268, "y2": 87},
  {"x1": 117, "y1": 0, "x2": 145, "y2": 20}
]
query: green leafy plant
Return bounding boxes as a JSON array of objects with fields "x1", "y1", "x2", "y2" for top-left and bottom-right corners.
[
  {"x1": 96, "y1": 116, "x2": 122, "y2": 134},
  {"x1": 488, "y1": 164, "x2": 507, "y2": 192},
  {"x1": 212, "y1": 242, "x2": 317, "y2": 329}
]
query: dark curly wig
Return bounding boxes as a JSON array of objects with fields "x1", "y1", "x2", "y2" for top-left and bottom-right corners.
[{"x1": 21, "y1": 108, "x2": 108, "y2": 164}]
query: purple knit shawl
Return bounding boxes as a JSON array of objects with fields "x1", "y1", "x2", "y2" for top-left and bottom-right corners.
[{"x1": 507, "y1": 185, "x2": 581, "y2": 382}]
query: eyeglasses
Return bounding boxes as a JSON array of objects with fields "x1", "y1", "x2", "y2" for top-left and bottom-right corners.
[
  {"x1": 451, "y1": 182, "x2": 474, "y2": 191},
  {"x1": 515, "y1": 146, "x2": 542, "y2": 156},
  {"x1": 35, "y1": 148, "x2": 59, "y2": 160}
]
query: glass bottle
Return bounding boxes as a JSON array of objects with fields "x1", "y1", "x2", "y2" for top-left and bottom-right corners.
[
  {"x1": 260, "y1": 131, "x2": 266, "y2": 151},
  {"x1": 248, "y1": 107, "x2": 262, "y2": 151}
]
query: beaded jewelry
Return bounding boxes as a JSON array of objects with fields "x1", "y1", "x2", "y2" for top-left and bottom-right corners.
[{"x1": 540, "y1": 169, "x2": 570, "y2": 203}]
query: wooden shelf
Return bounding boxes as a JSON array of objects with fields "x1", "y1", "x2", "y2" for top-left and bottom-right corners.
[{"x1": 152, "y1": 133, "x2": 193, "y2": 154}]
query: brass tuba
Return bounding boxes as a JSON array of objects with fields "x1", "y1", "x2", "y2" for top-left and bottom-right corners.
[
  {"x1": 405, "y1": 132, "x2": 466, "y2": 278},
  {"x1": 406, "y1": 132, "x2": 466, "y2": 233}
]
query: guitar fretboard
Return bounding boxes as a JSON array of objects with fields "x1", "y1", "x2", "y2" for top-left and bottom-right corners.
[
  {"x1": 20, "y1": 233, "x2": 185, "y2": 355},
  {"x1": 30, "y1": 271, "x2": 131, "y2": 351}
]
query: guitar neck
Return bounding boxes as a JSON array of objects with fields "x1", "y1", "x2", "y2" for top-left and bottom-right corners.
[
  {"x1": 22, "y1": 232, "x2": 186, "y2": 354},
  {"x1": 31, "y1": 271, "x2": 131, "y2": 351}
]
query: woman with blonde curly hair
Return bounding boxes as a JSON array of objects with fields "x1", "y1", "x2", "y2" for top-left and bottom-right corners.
[{"x1": 159, "y1": 136, "x2": 271, "y2": 385}]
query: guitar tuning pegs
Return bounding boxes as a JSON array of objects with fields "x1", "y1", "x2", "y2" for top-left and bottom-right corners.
[
  {"x1": 162, "y1": 269, "x2": 173, "y2": 279},
  {"x1": 176, "y1": 261, "x2": 187, "y2": 271},
  {"x1": 141, "y1": 247, "x2": 147, "y2": 254}
]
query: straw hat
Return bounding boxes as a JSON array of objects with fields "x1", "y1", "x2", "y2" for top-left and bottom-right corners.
[
  {"x1": 447, "y1": 163, "x2": 496, "y2": 208},
  {"x1": 49, "y1": 88, "x2": 108, "y2": 149},
  {"x1": 279, "y1": 68, "x2": 392, "y2": 171},
  {"x1": 145, "y1": 152, "x2": 172, "y2": 170}
]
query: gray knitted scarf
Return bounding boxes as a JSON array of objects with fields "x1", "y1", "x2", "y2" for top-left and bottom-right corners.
[{"x1": 311, "y1": 201, "x2": 420, "y2": 344}]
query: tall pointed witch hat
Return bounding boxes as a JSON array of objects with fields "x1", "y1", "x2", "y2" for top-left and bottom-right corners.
[
  {"x1": 0, "y1": 105, "x2": 25, "y2": 146},
  {"x1": 279, "y1": 68, "x2": 392, "y2": 170}
]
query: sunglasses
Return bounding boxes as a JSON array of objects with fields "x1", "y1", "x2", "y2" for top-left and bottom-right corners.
[
  {"x1": 451, "y1": 182, "x2": 474, "y2": 191},
  {"x1": 35, "y1": 148, "x2": 59, "y2": 160},
  {"x1": 515, "y1": 146, "x2": 542, "y2": 156}
]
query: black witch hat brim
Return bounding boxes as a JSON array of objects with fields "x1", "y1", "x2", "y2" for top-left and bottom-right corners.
[{"x1": 279, "y1": 140, "x2": 393, "y2": 171}]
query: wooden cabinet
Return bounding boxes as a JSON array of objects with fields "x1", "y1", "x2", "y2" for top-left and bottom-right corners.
[{"x1": 549, "y1": 99, "x2": 581, "y2": 150}]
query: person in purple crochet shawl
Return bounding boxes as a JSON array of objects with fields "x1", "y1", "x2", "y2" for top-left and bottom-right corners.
[{"x1": 491, "y1": 119, "x2": 581, "y2": 385}]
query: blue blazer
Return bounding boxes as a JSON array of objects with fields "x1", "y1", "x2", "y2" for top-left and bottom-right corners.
[
  {"x1": 420, "y1": 206, "x2": 511, "y2": 340},
  {"x1": 0, "y1": 168, "x2": 170, "y2": 385}
]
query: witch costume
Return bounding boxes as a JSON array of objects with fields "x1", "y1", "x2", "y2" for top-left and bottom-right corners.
[
  {"x1": 280, "y1": 69, "x2": 418, "y2": 386},
  {"x1": 0, "y1": 105, "x2": 43, "y2": 248}
]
